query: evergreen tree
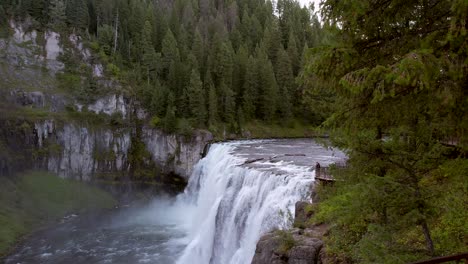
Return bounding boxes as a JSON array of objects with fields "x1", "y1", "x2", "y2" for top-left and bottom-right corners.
[
  {"x1": 287, "y1": 32, "x2": 299, "y2": 75},
  {"x1": 220, "y1": 82, "x2": 236, "y2": 124},
  {"x1": 162, "y1": 29, "x2": 180, "y2": 72},
  {"x1": 242, "y1": 55, "x2": 258, "y2": 119},
  {"x1": 0, "y1": 5, "x2": 7, "y2": 26},
  {"x1": 305, "y1": 0, "x2": 468, "y2": 261},
  {"x1": 66, "y1": 0, "x2": 89, "y2": 30},
  {"x1": 259, "y1": 60, "x2": 278, "y2": 121},
  {"x1": 48, "y1": 0, "x2": 66, "y2": 30},
  {"x1": 149, "y1": 80, "x2": 168, "y2": 117},
  {"x1": 192, "y1": 29, "x2": 204, "y2": 73},
  {"x1": 188, "y1": 69, "x2": 206, "y2": 127},
  {"x1": 275, "y1": 48, "x2": 294, "y2": 118},
  {"x1": 141, "y1": 20, "x2": 158, "y2": 83},
  {"x1": 206, "y1": 73, "x2": 218, "y2": 126},
  {"x1": 232, "y1": 44, "x2": 248, "y2": 97},
  {"x1": 179, "y1": 87, "x2": 190, "y2": 118},
  {"x1": 164, "y1": 92, "x2": 177, "y2": 133}
]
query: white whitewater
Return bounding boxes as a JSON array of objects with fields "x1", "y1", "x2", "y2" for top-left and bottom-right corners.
[{"x1": 176, "y1": 142, "x2": 316, "y2": 264}]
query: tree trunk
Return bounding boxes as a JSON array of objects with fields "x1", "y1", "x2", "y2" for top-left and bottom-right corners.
[
  {"x1": 421, "y1": 220, "x2": 435, "y2": 256},
  {"x1": 113, "y1": 11, "x2": 119, "y2": 54}
]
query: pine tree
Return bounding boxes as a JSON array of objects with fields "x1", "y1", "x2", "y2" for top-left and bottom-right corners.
[
  {"x1": 179, "y1": 87, "x2": 190, "y2": 118},
  {"x1": 48, "y1": 0, "x2": 66, "y2": 30},
  {"x1": 164, "y1": 92, "x2": 177, "y2": 133},
  {"x1": 242, "y1": 55, "x2": 258, "y2": 119},
  {"x1": 0, "y1": 5, "x2": 7, "y2": 26},
  {"x1": 305, "y1": 0, "x2": 468, "y2": 261},
  {"x1": 275, "y1": 48, "x2": 294, "y2": 118},
  {"x1": 66, "y1": 0, "x2": 89, "y2": 30},
  {"x1": 232, "y1": 44, "x2": 248, "y2": 97},
  {"x1": 192, "y1": 29, "x2": 204, "y2": 73},
  {"x1": 259, "y1": 60, "x2": 278, "y2": 121},
  {"x1": 141, "y1": 20, "x2": 158, "y2": 83},
  {"x1": 149, "y1": 80, "x2": 168, "y2": 117},
  {"x1": 287, "y1": 32, "x2": 299, "y2": 75},
  {"x1": 161, "y1": 29, "x2": 180, "y2": 75},
  {"x1": 220, "y1": 82, "x2": 236, "y2": 124},
  {"x1": 188, "y1": 69, "x2": 206, "y2": 127},
  {"x1": 206, "y1": 73, "x2": 218, "y2": 126}
]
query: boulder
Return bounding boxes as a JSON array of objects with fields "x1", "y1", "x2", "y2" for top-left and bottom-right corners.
[
  {"x1": 251, "y1": 229, "x2": 324, "y2": 264},
  {"x1": 252, "y1": 201, "x2": 330, "y2": 264}
]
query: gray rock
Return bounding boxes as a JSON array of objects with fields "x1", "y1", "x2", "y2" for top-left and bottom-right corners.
[
  {"x1": 143, "y1": 128, "x2": 213, "y2": 179},
  {"x1": 252, "y1": 232, "x2": 286, "y2": 264},
  {"x1": 87, "y1": 94, "x2": 128, "y2": 118},
  {"x1": 288, "y1": 235, "x2": 323, "y2": 264},
  {"x1": 251, "y1": 230, "x2": 324, "y2": 264},
  {"x1": 9, "y1": 90, "x2": 45, "y2": 108},
  {"x1": 294, "y1": 201, "x2": 314, "y2": 228}
]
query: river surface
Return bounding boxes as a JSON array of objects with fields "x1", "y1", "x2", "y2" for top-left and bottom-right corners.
[{"x1": 6, "y1": 139, "x2": 344, "y2": 264}]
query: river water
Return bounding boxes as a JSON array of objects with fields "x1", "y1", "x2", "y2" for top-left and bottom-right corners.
[{"x1": 6, "y1": 139, "x2": 344, "y2": 264}]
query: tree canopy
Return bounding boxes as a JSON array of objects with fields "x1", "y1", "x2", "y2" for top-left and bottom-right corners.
[{"x1": 302, "y1": 0, "x2": 468, "y2": 262}]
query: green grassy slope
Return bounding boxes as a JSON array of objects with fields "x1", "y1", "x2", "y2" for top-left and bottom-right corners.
[{"x1": 0, "y1": 171, "x2": 116, "y2": 256}]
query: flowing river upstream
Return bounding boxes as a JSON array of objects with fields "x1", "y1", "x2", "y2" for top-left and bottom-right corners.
[{"x1": 6, "y1": 139, "x2": 345, "y2": 264}]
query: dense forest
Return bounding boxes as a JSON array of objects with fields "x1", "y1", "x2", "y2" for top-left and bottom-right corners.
[{"x1": 0, "y1": 0, "x2": 326, "y2": 133}]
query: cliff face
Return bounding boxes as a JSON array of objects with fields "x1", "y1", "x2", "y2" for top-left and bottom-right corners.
[
  {"x1": 29, "y1": 119, "x2": 212, "y2": 181},
  {"x1": 0, "y1": 20, "x2": 212, "y2": 182},
  {"x1": 35, "y1": 120, "x2": 131, "y2": 181}
]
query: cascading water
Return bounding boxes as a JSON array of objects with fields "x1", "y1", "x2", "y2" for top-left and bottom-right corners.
[
  {"x1": 175, "y1": 141, "x2": 327, "y2": 264},
  {"x1": 6, "y1": 139, "x2": 343, "y2": 264}
]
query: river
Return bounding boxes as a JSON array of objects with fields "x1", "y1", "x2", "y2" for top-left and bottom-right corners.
[{"x1": 6, "y1": 139, "x2": 344, "y2": 264}]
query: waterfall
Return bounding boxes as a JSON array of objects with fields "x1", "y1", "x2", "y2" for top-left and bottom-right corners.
[{"x1": 176, "y1": 142, "x2": 314, "y2": 264}]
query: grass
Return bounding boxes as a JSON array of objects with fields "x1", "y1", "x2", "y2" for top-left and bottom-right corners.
[{"x1": 0, "y1": 171, "x2": 116, "y2": 256}]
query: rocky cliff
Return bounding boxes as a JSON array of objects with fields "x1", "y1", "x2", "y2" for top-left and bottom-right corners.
[{"x1": 0, "y1": 20, "x2": 213, "y2": 183}]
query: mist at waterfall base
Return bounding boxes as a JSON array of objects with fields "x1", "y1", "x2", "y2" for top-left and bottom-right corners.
[{"x1": 6, "y1": 139, "x2": 344, "y2": 264}]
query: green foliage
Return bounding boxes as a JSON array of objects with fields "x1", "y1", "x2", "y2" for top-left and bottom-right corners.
[
  {"x1": 97, "y1": 24, "x2": 114, "y2": 55},
  {"x1": 207, "y1": 76, "x2": 218, "y2": 126},
  {"x1": 48, "y1": 0, "x2": 66, "y2": 30},
  {"x1": 149, "y1": 116, "x2": 161, "y2": 128},
  {"x1": 188, "y1": 69, "x2": 206, "y2": 127},
  {"x1": 304, "y1": 0, "x2": 468, "y2": 261},
  {"x1": 276, "y1": 230, "x2": 296, "y2": 255},
  {"x1": 66, "y1": 0, "x2": 89, "y2": 30},
  {"x1": 0, "y1": 171, "x2": 115, "y2": 255},
  {"x1": 163, "y1": 92, "x2": 177, "y2": 133},
  {"x1": 0, "y1": 5, "x2": 8, "y2": 27}
]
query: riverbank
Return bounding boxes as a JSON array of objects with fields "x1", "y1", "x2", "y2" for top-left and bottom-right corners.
[{"x1": 0, "y1": 171, "x2": 117, "y2": 257}]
